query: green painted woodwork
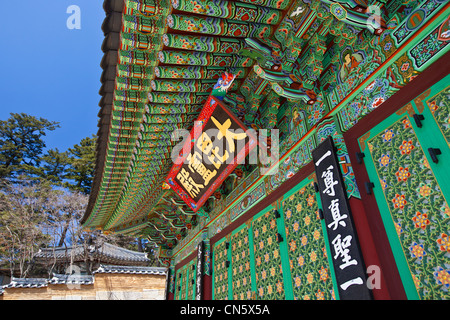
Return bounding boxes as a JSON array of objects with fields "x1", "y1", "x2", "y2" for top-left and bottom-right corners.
[
  {"x1": 146, "y1": 103, "x2": 202, "y2": 114},
  {"x1": 359, "y1": 77, "x2": 450, "y2": 300},
  {"x1": 186, "y1": 259, "x2": 197, "y2": 299},
  {"x1": 172, "y1": 0, "x2": 282, "y2": 25},
  {"x1": 112, "y1": 100, "x2": 145, "y2": 112},
  {"x1": 118, "y1": 50, "x2": 158, "y2": 66},
  {"x1": 230, "y1": 224, "x2": 253, "y2": 299},
  {"x1": 158, "y1": 50, "x2": 253, "y2": 67},
  {"x1": 212, "y1": 238, "x2": 230, "y2": 300},
  {"x1": 181, "y1": 264, "x2": 188, "y2": 300},
  {"x1": 120, "y1": 32, "x2": 161, "y2": 51},
  {"x1": 428, "y1": 85, "x2": 450, "y2": 146},
  {"x1": 124, "y1": 0, "x2": 171, "y2": 16},
  {"x1": 143, "y1": 113, "x2": 199, "y2": 125},
  {"x1": 150, "y1": 79, "x2": 240, "y2": 92},
  {"x1": 122, "y1": 14, "x2": 166, "y2": 34},
  {"x1": 168, "y1": 267, "x2": 176, "y2": 295},
  {"x1": 237, "y1": 0, "x2": 292, "y2": 10},
  {"x1": 116, "y1": 77, "x2": 151, "y2": 91},
  {"x1": 211, "y1": 175, "x2": 338, "y2": 300},
  {"x1": 175, "y1": 269, "x2": 183, "y2": 300},
  {"x1": 162, "y1": 33, "x2": 245, "y2": 53},
  {"x1": 148, "y1": 92, "x2": 209, "y2": 104},
  {"x1": 279, "y1": 177, "x2": 336, "y2": 300},
  {"x1": 117, "y1": 65, "x2": 154, "y2": 79},
  {"x1": 155, "y1": 66, "x2": 248, "y2": 79},
  {"x1": 114, "y1": 89, "x2": 148, "y2": 102},
  {"x1": 247, "y1": 219, "x2": 258, "y2": 298},
  {"x1": 139, "y1": 123, "x2": 190, "y2": 133},
  {"x1": 167, "y1": 14, "x2": 273, "y2": 38}
]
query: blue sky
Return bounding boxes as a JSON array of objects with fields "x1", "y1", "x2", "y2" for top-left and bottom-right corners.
[{"x1": 0, "y1": 1, "x2": 105, "y2": 152}]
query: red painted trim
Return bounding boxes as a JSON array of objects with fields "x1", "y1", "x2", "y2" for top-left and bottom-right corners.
[
  {"x1": 166, "y1": 95, "x2": 258, "y2": 212},
  {"x1": 203, "y1": 275, "x2": 212, "y2": 300},
  {"x1": 348, "y1": 197, "x2": 392, "y2": 299}
]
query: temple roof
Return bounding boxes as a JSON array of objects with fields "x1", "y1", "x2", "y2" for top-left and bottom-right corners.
[
  {"x1": 93, "y1": 264, "x2": 167, "y2": 275},
  {"x1": 2, "y1": 265, "x2": 165, "y2": 290},
  {"x1": 3, "y1": 278, "x2": 49, "y2": 289},
  {"x1": 48, "y1": 274, "x2": 95, "y2": 286},
  {"x1": 82, "y1": 0, "x2": 390, "y2": 253},
  {"x1": 34, "y1": 242, "x2": 150, "y2": 266}
]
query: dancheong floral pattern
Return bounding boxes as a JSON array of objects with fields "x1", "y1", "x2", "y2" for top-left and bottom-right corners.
[
  {"x1": 174, "y1": 266, "x2": 188, "y2": 300},
  {"x1": 175, "y1": 270, "x2": 183, "y2": 300},
  {"x1": 252, "y1": 211, "x2": 285, "y2": 299},
  {"x1": 367, "y1": 115, "x2": 450, "y2": 299},
  {"x1": 283, "y1": 181, "x2": 335, "y2": 300},
  {"x1": 231, "y1": 226, "x2": 252, "y2": 300},
  {"x1": 213, "y1": 240, "x2": 229, "y2": 300},
  {"x1": 428, "y1": 85, "x2": 450, "y2": 146},
  {"x1": 187, "y1": 260, "x2": 196, "y2": 299},
  {"x1": 181, "y1": 266, "x2": 188, "y2": 300}
]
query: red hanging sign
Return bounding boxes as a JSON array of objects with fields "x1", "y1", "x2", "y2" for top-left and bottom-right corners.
[{"x1": 165, "y1": 95, "x2": 257, "y2": 212}]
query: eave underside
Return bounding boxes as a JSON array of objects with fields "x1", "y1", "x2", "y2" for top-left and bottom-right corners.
[{"x1": 82, "y1": 0, "x2": 437, "y2": 253}]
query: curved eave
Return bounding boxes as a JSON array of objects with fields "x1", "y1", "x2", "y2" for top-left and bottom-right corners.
[
  {"x1": 83, "y1": 0, "x2": 295, "y2": 247},
  {"x1": 82, "y1": 0, "x2": 126, "y2": 226}
]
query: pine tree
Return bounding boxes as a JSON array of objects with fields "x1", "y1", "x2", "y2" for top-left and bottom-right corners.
[
  {"x1": 64, "y1": 135, "x2": 96, "y2": 194},
  {"x1": 0, "y1": 113, "x2": 59, "y2": 180}
]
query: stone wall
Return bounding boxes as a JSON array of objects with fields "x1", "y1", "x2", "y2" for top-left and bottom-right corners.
[{"x1": 1, "y1": 273, "x2": 166, "y2": 300}]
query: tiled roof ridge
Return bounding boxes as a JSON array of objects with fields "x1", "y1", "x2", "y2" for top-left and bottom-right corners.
[
  {"x1": 2, "y1": 265, "x2": 166, "y2": 289},
  {"x1": 93, "y1": 264, "x2": 167, "y2": 275},
  {"x1": 35, "y1": 242, "x2": 150, "y2": 262},
  {"x1": 49, "y1": 273, "x2": 95, "y2": 285},
  {"x1": 3, "y1": 277, "x2": 49, "y2": 289}
]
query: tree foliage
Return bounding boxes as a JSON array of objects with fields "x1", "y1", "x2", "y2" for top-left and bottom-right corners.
[
  {"x1": 40, "y1": 148, "x2": 70, "y2": 185},
  {"x1": 64, "y1": 135, "x2": 96, "y2": 194},
  {"x1": 0, "y1": 114, "x2": 96, "y2": 194},
  {"x1": 0, "y1": 113, "x2": 59, "y2": 180}
]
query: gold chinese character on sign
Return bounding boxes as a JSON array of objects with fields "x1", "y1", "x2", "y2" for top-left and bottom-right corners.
[
  {"x1": 196, "y1": 131, "x2": 228, "y2": 170},
  {"x1": 177, "y1": 167, "x2": 204, "y2": 198},
  {"x1": 197, "y1": 132, "x2": 214, "y2": 155},
  {"x1": 211, "y1": 116, "x2": 247, "y2": 153},
  {"x1": 187, "y1": 151, "x2": 217, "y2": 185},
  {"x1": 195, "y1": 117, "x2": 248, "y2": 170},
  {"x1": 208, "y1": 146, "x2": 229, "y2": 170}
]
